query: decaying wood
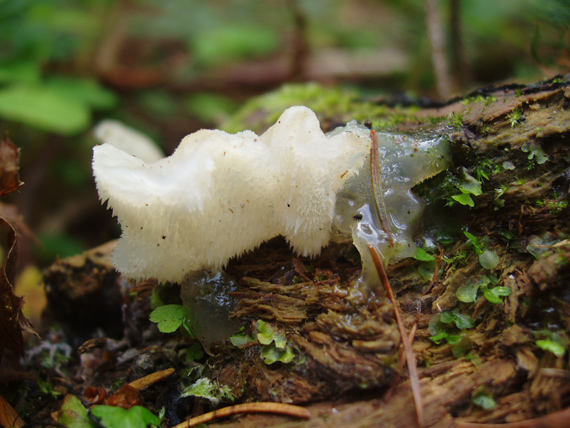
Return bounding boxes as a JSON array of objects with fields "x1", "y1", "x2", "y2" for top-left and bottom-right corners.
[
  {"x1": 197, "y1": 75, "x2": 570, "y2": 427},
  {"x1": 39, "y1": 75, "x2": 570, "y2": 428},
  {"x1": 369, "y1": 244, "x2": 424, "y2": 428}
]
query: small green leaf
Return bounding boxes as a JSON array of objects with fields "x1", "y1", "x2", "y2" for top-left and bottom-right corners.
[
  {"x1": 230, "y1": 331, "x2": 256, "y2": 348},
  {"x1": 440, "y1": 311, "x2": 456, "y2": 324},
  {"x1": 536, "y1": 338, "x2": 566, "y2": 357},
  {"x1": 479, "y1": 249, "x2": 500, "y2": 269},
  {"x1": 472, "y1": 386, "x2": 496, "y2": 410},
  {"x1": 464, "y1": 351, "x2": 482, "y2": 365},
  {"x1": 428, "y1": 313, "x2": 445, "y2": 336},
  {"x1": 414, "y1": 247, "x2": 436, "y2": 262},
  {"x1": 446, "y1": 334, "x2": 462, "y2": 345},
  {"x1": 456, "y1": 280, "x2": 480, "y2": 303},
  {"x1": 522, "y1": 143, "x2": 548, "y2": 164},
  {"x1": 255, "y1": 319, "x2": 287, "y2": 348},
  {"x1": 429, "y1": 332, "x2": 448, "y2": 344},
  {"x1": 483, "y1": 288, "x2": 503, "y2": 304},
  {"x1": 255, "y1": 320, "x2": 277, "y2": 345},
  {"x1": 58, "y1": 395, "x2": 96, "y2": 428},
  {"x1": 438, "y1": 310, "x2": 474, "y2": 329},
  {"x1": 418, "y1": 262, "x2": 436, "y2": 279},
  {"x1": 452, "y1": 193, "x2": 474, "y2": 207},
  {"x1": 458, "y1": 176, "x2": 482, "y2": 196},
  {"x1": 482, "y1": 285, "x2": 511, "y2": 304},
  {"x1": 492, "y1": 286, "x2": 511, "y2": 297},
  {"x1": 149, "y1": 304, "x2": 186, "y2": 333},
  {"x1": 261, "y1": 344, "x2": 295, "y2": 364},
  {"x1": 454, "y1": 313, "x2": 475, "y2": 330},
  {"x1": 464, "y1": 231, "x2": 485, "y2": 255},
  {"x1": 91, "y1": 405, "x2": 160, "y2": 428}
]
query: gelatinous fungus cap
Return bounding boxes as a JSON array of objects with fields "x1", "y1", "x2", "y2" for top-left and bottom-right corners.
[{"x1": 93, "y1": 106, "x2": 371, "y2": 282}]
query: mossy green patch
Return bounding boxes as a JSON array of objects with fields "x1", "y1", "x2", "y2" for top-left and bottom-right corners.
[{"x1": 221, "y1": 83, "x2": 418, "y2": 134}]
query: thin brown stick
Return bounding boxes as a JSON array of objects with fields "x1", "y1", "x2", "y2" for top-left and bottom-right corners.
[
  {"x1": 173, "y1": 402, "x2": 311, "y2": 428},
  {"x1": 425, "y1": 0, "x2": 452, "y2": 99},
  {"x1": 368, "y1": 244, "x2": 424, "y2": 428},
  {"x1": 399, "y1": 323, "x2": 418, "y2": 368},
  {"x1": 128, "y1": 368, "x2": 175, "y2": 391},
  {"x1": 370, "y1": 129, "x2": 395, "y2": 247},
  {"x1": 457, "y1": 405, "x2": 570, "y2": 428}
]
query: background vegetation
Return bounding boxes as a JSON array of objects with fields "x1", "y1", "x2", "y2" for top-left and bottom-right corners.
[{"x1": 0, "y1": 0, "x2": 568, "y2": 269}]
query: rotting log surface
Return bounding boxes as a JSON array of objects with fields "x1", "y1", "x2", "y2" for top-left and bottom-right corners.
[{"x1": 39, "y1": 76, "x2": 570, "y2": 428}]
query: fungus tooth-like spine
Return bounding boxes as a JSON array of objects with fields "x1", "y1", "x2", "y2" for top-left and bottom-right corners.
[{"x1": 93, "y1": 106, "x2": 371, "y2": 282}]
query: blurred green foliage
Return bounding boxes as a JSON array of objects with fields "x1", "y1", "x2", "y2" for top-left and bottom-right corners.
[
  {"x1": 191, "y1": 25, "x2": 279, "y2": 68},
  {"x1": 0, "y1": 0, "x2": 567, "y2": 265},
  {"x1": 0, "y1": 0, "x2": 117, "y2": 134}
]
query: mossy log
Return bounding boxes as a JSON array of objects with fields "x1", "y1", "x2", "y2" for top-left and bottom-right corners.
[{"x1": 43, "y1": 76, "x2": 570, "y2": 428}]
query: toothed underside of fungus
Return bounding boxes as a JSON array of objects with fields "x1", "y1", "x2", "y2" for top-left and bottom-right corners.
[{"x1": 92, "y1": 106, "x2": 372, "y2": 283}]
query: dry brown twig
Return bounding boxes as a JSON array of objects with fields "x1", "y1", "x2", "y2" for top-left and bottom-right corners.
[
  {"x1": 370, "y1": 129, "x2": 395, "y2": 247},
  {"x1": 128, "y1": 368, "x2": 175, "y2": 391},
  {"x1": 173, "y1": 402, "x2": 311, "y2": 428},
  {"x1": 369, "y1": 244, "x2": 425, "y2": 428},
  {"x1": 457, "y1": 405, "x2": 570, "y2": 428}
]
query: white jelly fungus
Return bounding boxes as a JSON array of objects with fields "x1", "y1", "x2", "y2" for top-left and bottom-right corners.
[
  {"x1": 93, "y1": 106, "x2": 371, "y2": 283},
  {"x1": 94, "y1": 119, "x2": 164, "y2": 163},
  {"x1": 93, "y1": 106, "x2": 451, "y2": 286}
]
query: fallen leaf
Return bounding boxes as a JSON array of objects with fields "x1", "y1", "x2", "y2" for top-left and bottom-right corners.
[
  {"x1": 104, "y1": 385, "x2": 144, "y2": 409},
  {"x1": 0, "y1": 393, "x2": 25, "y2": 427},
  {"x1": 0, "y1": 133, "x2": 23, "y2": 197},
  {"x1": 0, "y1": 213, "x2": 28, "y2": 358},
  {"x1": 0, "y1": 134, "x2": 35, "y2": 359}
]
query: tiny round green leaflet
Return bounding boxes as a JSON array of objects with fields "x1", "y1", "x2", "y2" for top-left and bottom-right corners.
[
  {"x1": 261, "y1": 344, "x2": 295, "y2": 364},
  {"x1": 472, "y1": 386, "x2": 496, "y2": 410},
  {"x1": 483, "y1": 286, "x2": 511, "y2": 304},
  {"x1": 149, "y1": 304, "x2": 186, "y2": 333},
  {"x1": 91, "y1": 405, "x2": 160, "y2": 428},
  {"x1": 479, "y1": 249, "x2": 500, "y2": 269},
  {"x1": 456, "y1": 280, "x2": 480, "y2": 303},
  {"x1": 536, "y1": 338, "x2": 566, "y2": 357},
  {"x1": 440, "y1": 310, "x2": 475, "y2": 329},
  {"x1": 255, "y1": 319, "x2": 286, "y2": 348},
  {"x1": 413, "y1": 247, "x2": 436, "y2": 262}
]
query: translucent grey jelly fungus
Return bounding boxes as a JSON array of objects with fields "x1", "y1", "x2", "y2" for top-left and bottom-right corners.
[{"x1": 332, "y1": 121, "x2": 451, "y2": 287}]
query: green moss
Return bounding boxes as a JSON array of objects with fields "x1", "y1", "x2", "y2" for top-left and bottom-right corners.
[
  {"x1": 181, "y1": 377, "x2": 234, "y2": 404},
  {"x1": 221, "y1": 82, "x2": 416, "y2": 133},
  {"x1": 507, "y1": 108, "x2": 524, "y2": 127},
  {"x1": 536, "y1": 198, "x2": 569, "y2": 213},
  {"x1": 461, "y1": 94, "x2": 497, "y2": 106},
  {"x1": 447, "y1": 112, "x2": 465, "y2": 129}
]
